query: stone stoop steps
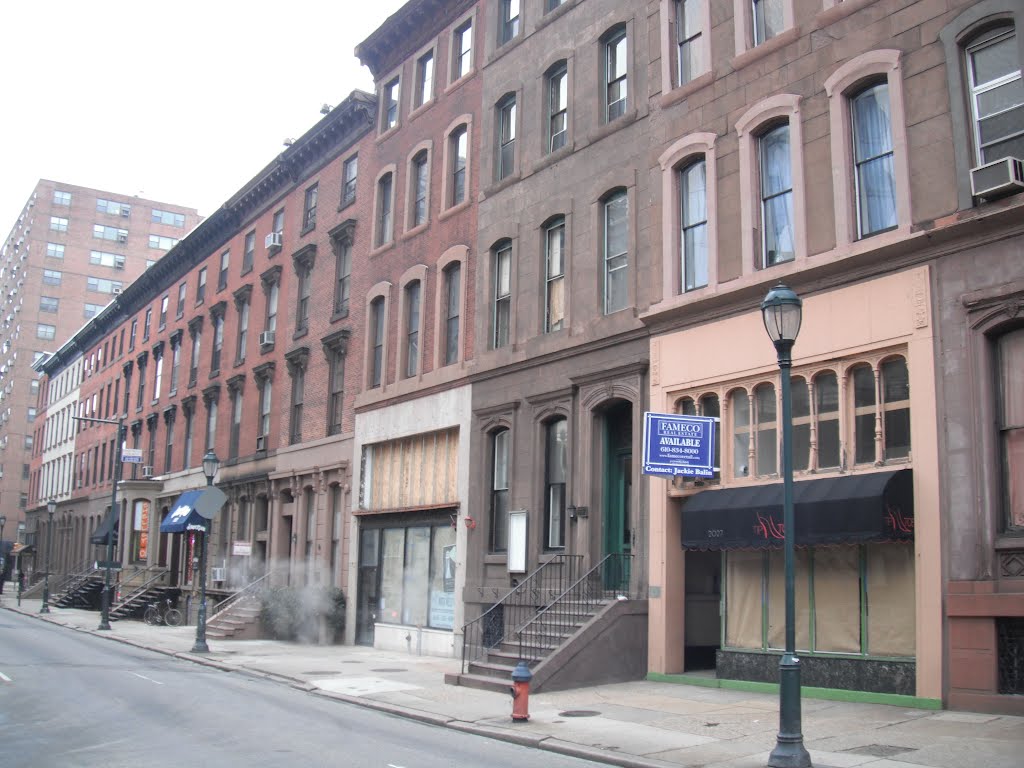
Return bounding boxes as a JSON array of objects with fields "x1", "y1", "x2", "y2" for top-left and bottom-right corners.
[
  {"x1": 448, "y1": 599, "x2": 612, "y2": 694},
  {"x1": 205, "y1": 596, "x2": 263, "y2": 640}
]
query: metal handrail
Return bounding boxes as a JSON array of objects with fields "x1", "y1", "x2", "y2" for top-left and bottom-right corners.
[
  {"x1": 516, "y1": 553, "x2": 633, "y2": 665},
  {"x1": 32, "y1": 559, "x2": 97, "y2": 600},
  {"x1": 111, "y1": 566, "x2": 168, "y2": 611},
  {"x1": 461, "y1": 554, "x2": 583, "y2": 674},
  {"x1": 210, "y1": 568, "x2": 281, "y2": 619}
]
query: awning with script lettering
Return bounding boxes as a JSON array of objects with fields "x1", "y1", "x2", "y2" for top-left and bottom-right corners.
[
  {"x1": 160, "y1": 487, "x2": 227, "y2": 534},
  {"x1": 681, "y1": 469, "x2": 913, "y2": 550}
]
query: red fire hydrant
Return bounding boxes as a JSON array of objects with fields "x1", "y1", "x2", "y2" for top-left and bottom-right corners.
[{"x1": 511, "y1": 660, "x2": 533, "y2": 722}]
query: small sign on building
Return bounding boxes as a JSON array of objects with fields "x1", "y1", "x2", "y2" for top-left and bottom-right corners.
[
  {"x1": 121, "y1": 447, "x2": 143, "y2": 464},
  {"x1": 641, "y1": 412, "x2": 718, "y2": 478},
  {"x1": 232, "y1": 541, "x2": 252, "y2": 557}
]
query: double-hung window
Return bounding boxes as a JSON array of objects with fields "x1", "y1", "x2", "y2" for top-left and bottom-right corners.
[
  {"x1": 493, "y1": 244, "x2": 511, "y2": 348},
  {"x1": 851, "y1": 84, "x2": 897, "y2": 237},
  {"x1": 303, "y1": 184, "x2": 318, "y2": 230},
  {"x1": 966, "y1": 26, "x2": 1024, "y2": 164},
  {"x1": 545, "y1": 220, "x2": 565, "y2": 332},
  {"x1": 334, "y1": 238, "x2": 351, "y2": 315},
  {"x1": 490, "y1": 428, "x2": 510, "y2": 552},
  {"x1": 370, "y1": 298, "x2": 385, "y2": 388},
  {"x1": 328, "y1": 347, "x2": 345, "y2": 435},
  {"x1": 545, "y1": 418, "x2": 568, "y2": 549},
  {"x1": 548, "y1": 64, "x2": 568, "y2": 153},
  {"x1": 411, "y1": 152, "x2": 429, "y2": 227},
  {"x1": 342, "y1": 156, "x2": 358, "y2": 207},
  {"x1": 452, "y1": 20, "x2": 473, "y2": 81},
  {"x1": 377, "y1": 173, "x2": 394, "y2": 246},
  {"x1": 415, "y1": 51, "x2": 434, "y2": 108},
  {"x1": 443, "y1": 263, "x2": 461, "y2": 365},
  {"x1": 382, "y1": 78, "x2": 399, "y2": 131},
  {"x1": 759, "y1": 124, "x2": 794, "y2": 267},
  {"x1": 680, "y1": 159, "x2": 709, "y2": 291},
  {"x1": 500, "y1": 0, "x2": 520, "y2": 45},
  {"x1": 603, "y1": 191, "x2": 629, "y2": 314},
  {"x1": 450, "y1": 126, "x2": 468, "y2": 206},
  {"x1": 497, "y1": 95, "x2": 516, "y2": 180},
  {"x1": 404, "y1": 281, "x2": 421, "y2": 378},
  {"x1": 605, "y1": 29, "x2": 628, "y2": 122},
  {"x1": 752, "y1": 0, "x2": 783, "y2": 46},
  {"x1": 676, "y1": 0, "x2": 703, "y2": 85},
  {"x1": 243, "y1": 231, "x2": 256, "y2": 272}
]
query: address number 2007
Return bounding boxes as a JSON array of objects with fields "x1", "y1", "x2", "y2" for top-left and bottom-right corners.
[{"x1": 705, "y1": 529, "x2": 724, "y2": 538}]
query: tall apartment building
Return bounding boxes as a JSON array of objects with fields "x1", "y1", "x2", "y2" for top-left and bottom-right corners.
[{"x1": 0, "y1": 181, "x2": 200, "y2": 535}]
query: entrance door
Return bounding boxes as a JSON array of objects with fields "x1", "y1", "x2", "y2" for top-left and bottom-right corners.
[
  {"x1": 355, "y1": 528, "x2": 380, "y2": 646},
  {"x1": 168, "y1": 534, "x2": 181, "y2": 586},
  {"x1": 684, "y1": 550, "x2": 721, "y2": 671},
  {"x1": 602, "y1": 402, "x2": 633, "y2": 591}
]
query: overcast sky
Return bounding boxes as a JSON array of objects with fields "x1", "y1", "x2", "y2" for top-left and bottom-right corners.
[{"x1": 0, "y1": 0, "x2": 407, "y2": 226}]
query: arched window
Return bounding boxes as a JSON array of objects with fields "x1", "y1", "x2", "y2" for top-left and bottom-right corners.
[
  {"x1": 679, "y1": 158, "x2": 708, "y2": 291},
  {"x1": 490, "y1": 428, "x2": 510, "y2": 552},
  {"x1": 602, "y1": 190, "x2": 629, "y2": 314},
  {"x1": 544, "y1": 418, "x2": 568, "y2": 549}
]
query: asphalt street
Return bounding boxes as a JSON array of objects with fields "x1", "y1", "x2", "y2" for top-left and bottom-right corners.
[{"x1": 0, "y1": 610, "x2": 605, "y2": 768}]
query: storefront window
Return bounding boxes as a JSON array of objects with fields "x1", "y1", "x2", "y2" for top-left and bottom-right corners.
[
  {"x1": 731, "y1": 388, "x2": 750, "y2": 478},
  {"x1": 754, "y1": 383, "x2": 777, "y2": 477},
  {"x1": 723, "y1": 543, "x2": 914, "y2": 658},
  {"x1": 791, "y1": 377, "x2": 810, "y2": 471},
  {"x1": 814, "y1": 371, "x2": 840, "y2": 469},
  {"x1": 371, "y1": 522, "x2": 457, "y2": 630}
]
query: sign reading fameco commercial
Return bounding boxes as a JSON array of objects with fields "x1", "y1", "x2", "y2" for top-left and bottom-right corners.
[{"x1": 642, "y1": 412, "x2": 717, "y2": 478}]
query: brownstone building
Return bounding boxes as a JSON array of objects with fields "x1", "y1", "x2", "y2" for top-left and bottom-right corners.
[{"x1": 1, "y1": 181, "x2": 199, "y2": 552}]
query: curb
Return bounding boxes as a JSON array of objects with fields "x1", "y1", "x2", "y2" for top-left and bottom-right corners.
[{"x1": 3, "y1": 604, "x2": 667, "y2": 768}]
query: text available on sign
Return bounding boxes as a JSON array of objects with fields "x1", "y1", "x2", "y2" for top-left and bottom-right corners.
[{"x1": 641, "y1": 412, "x2": 717, "y2": 478}]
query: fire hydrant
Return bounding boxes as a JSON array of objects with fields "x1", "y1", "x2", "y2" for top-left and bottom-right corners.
[{"x1": 511, "y1": 660, "x2": 533, "y2": 722}]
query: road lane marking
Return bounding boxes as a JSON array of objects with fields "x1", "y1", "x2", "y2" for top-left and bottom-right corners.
[
  {"x1": 0, "y1": 671, "x2": 11, "y2": 683},
  {"x1": 131, "y1": 672, "x2": 164, "y2": 685}
]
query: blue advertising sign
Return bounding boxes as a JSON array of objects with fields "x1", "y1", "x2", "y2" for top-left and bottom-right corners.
[{"x1": 642, "y1": 412, "x2": 717, "y2": 478}]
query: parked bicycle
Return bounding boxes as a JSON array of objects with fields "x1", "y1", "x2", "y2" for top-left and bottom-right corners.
[{"x1": 143, "y1": 597, "x2": 184, "y2": 627}]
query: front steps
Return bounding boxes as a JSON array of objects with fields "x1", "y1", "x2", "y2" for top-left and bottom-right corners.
[{"x1": 206, "y1": 596, "x2": 263, "y2": 640}]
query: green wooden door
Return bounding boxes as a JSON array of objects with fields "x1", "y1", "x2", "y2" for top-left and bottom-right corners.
[{"x1": 602, "y1": 403, "x2": 632, "y2": 591}]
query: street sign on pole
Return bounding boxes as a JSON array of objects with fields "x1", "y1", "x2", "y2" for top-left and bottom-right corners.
[{"x1": 94, "y1": 560, "x2": 122, "y2": 571}]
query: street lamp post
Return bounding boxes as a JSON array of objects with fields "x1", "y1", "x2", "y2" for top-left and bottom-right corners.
[
  {"x1": 0, "y1": 514, "x2": 6, "y2": 598},
  {"x1": 192, "y1": 449, "x2": 220, "y2": 654},
  {"x1": 762, "y1": 283, "x2": 811, "y2": 768},
  {"x1": 40, "y1": 500, "x2": 56, "y2": 614}
]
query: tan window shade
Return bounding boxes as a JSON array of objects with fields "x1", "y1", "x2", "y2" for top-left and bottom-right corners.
[
  {"x1": 767, "y1": 548, "x2": 811, "y2": 651},
  {"x1": 725, "y1": 550, "x2": 762, "y2": 648},
  {"x1": 867, "y1": 542, "x2": 915, "y2": 657},
  {"x1": 813, "y1": 546, "x2": 861, "y2": 653}
]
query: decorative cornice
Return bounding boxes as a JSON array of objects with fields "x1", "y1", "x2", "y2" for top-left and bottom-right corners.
[
  {"x1": 209, "y1": 300, "x2": 228, "y2": 319},
  {"x1": 292, "y1": 243, "x2": 317, "y2": 272},
  {"x1": 169, "y1": 329, "x2": 184, "y2": 347},
  {"x1": 260, "y1": 265, "x2": 283, "y2": 289},
  {"x1": 202, "y1": 383, "x2": 221, "y2": 403},
  {"x1": 136, "y1": 351, "x2": 149, "y2": 367},
  {"x1": 188, "y1": 316, "x2": 204, "y2": 335},
  {"x1": 122, "y1": 360, "x2": 134, "y2": 377},
  {"x1": 232, "y1": 284, "x2": 253, "y2": 307},
  {"x1": 285, "y1": 346, "x2": 310, "y2": 374},
  {"x1": 162, "y1": 404, "x2": 177, "y2": 423},
  {"x1": 328, "y1": 219, "x2": 357, "y2": 244},
  {"x1": 253, "y1": 361, "x2": 276, "y2": 383},
  {"x1": 34, "y1": 90, "x2": 376, "y2": 379},
  {"x1": 181, "y1": 394, "x2": 197, "y2": 414},
  {"x1": 227, "y1": 374, "x2": 246, "y2": 393},
  {"x1": 320, "y1": 328, "x2": 351, "y2": 355},
  {"x1": 146, "y1": 412, "x2": 159, "y2": 428},
  {"x1": 355, "y1": 0, "x2": 473, "y2": 78},
  {"x1": 151, "y1": 341, "x2": 165, "y2": 358}
]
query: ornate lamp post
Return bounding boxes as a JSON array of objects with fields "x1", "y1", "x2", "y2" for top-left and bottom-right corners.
[
  {"x1": 192, "y1": 449, "x2": 220, "y2": 653},
  {"x1": 0, "y1": 514, "x2": 6, "y2": 597},
  {"x1": 40, "y1": 500, "x2": 56, "y2": 614},
  {"x1": 762, "y1": 284, "x2": 811, "y2": 768}
]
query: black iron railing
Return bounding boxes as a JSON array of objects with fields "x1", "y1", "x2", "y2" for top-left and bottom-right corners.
[
  {"x1": 30, "y1": 559, "x2": 96, "y2": 600},
  {"x1": 516, "y1": 553, "x2": 633, "y2": 665},
  {"x1": 461, "y1": 554, "x2": 582, "y2": 674}
]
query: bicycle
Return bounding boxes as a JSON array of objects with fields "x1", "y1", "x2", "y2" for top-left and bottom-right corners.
[{"x1": 143, "y1": 597, "x2": 184, "y2": 627}]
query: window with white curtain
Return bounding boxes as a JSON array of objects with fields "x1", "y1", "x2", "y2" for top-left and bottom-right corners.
[
  {"x1": 603, "y1": 191, "x2": 629, "y2": 314},
  {"x1": 680, "y1": 159, "x2": 708, "y2": 291},
  {"x1": 545, "y1": 220, "x2": 565, "y2": 332},
  {"x1": 851, "y1": 83, "x2": 897, "y2": 238},
  {"x1": 758, "y1": 124, "x2": 794, "y2": 267}
]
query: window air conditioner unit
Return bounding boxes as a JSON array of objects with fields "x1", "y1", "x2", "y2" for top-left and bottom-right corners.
[
  {"x1": 211, "y1": 567, "x2": 226, "y2": 582},
  {"x1": 256, "y1": 435, "x2": 266, "y2": 451},
  {"x1": 112, "y1": 287, "x2": 123, "y2": 295},
  {"x1": 258, "y1": 330, "x2": 275, "y2": 346},
  {"x1": 971, "y1": 156, "x2": 1024, "y2": 200},
  {"x1": 120, "y1": 207, "x2": 131, "y2": 217},
  {"x1": 141, "y1": 465, "x2": 154, "y2": 478},
  {"x1": 115, "y1": 261, "x2": 125, "y2": 270},
  {"x1": 265, "y1": 232, "x2": 283, "y2": 250}
]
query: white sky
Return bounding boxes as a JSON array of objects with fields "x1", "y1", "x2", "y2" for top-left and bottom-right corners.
[{"x1": 0, "y1": 0, "x2": 408, "y2": 225}]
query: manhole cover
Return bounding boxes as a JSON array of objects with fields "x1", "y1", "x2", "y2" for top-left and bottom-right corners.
[
  {"x1": 843, "y1": 745, "x2": 915, "y2": 758},
  {"x1": 342, "y1": 660, "x2": 362, "y2": 664},
  {"x1": 558, "y1": 710, "x2": 601, "y2": 718},
  {"x1": 302, "y1": 671, "x2": 337, "y2": 675},
  {"x1": 371, "y1": 668, "x2": 408, "y2": 673}
]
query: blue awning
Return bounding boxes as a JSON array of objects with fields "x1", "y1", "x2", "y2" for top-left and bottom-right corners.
[{"x1": 160, "y1": 489, "x2": 211, "y2": 533}]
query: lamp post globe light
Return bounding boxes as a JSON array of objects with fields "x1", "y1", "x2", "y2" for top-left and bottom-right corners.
[
  {"x1": 762, "y1": 283, "x2": 811, "y2": 768},
  {"x1": 192, "y1": 450, "x2": 220, "y2": 654},
  {"x1": 40, "y1": 500, "x2": 56, "y2": 614}
]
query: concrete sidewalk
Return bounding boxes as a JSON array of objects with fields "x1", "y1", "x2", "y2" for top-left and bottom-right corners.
[{"x1": 3, "y1": 597, "x2": 1022, "y2": 768}]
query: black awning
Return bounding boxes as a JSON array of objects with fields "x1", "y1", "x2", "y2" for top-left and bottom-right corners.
[
  {"x1": 90, "y1": 510, "x2": 119, "y2": 546},
  {"x1": 682, "y1": 469, "x2": 913, "y2": 550}
]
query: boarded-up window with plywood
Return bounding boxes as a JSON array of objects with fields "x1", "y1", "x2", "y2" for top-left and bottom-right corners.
[{"x1": 362, "y1": 428, "x2": 459, "y2": 511}]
